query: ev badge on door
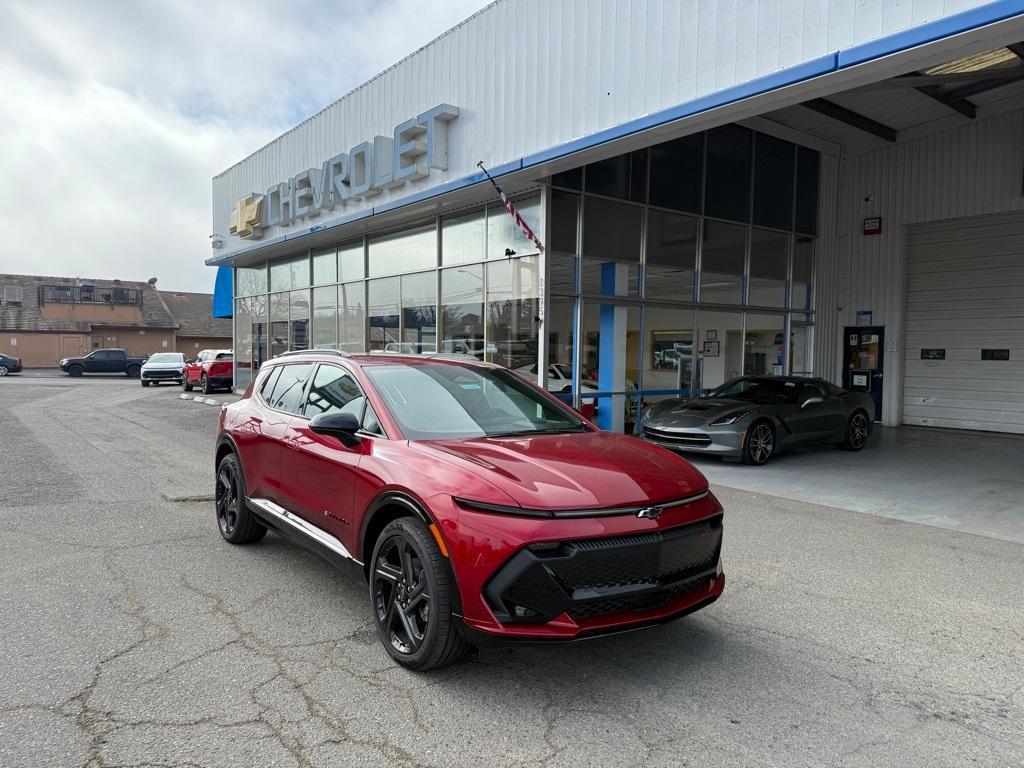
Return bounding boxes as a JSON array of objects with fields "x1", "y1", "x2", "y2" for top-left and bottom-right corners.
[{"x1": 636, "y1": 506, "x2": 664, "y2": 520}]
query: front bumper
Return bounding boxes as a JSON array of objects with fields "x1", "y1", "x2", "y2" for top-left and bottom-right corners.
[
  {"x1": 435, "y1": 490, "x2": 726, "y2": 641},
  {"x1": 641, "y1": 424, "x2": 746, "y2": 457},
  {"x1": 142, "y1": 369, "x2": 184, "y2": 381}
]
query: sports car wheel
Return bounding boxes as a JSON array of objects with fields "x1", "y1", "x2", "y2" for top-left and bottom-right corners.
[
  {"x1": 370, "y1": 518, "x2": 470, "y2": 671},
  {"x1": 215, "y1": 453, "x2": 266, "y2": 544},
  {"x1": 840, "y1": 411, "x2": 870, "y2": 451},
  {"x1": 743, "y1": 421, "x2": 774, "y2": 466}
]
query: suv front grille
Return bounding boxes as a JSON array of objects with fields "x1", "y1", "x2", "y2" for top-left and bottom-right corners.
[{"x1": 485, "y1": 514, "x2": 723, "y2": 624}]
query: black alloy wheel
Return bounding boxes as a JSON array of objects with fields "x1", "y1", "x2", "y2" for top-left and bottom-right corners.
[
  {"x1": 370, "y1": 518, "x2": 470, "y2": 670},
  {"x1": 68, "y1": 365, "x2": 83, "y2": 377},
  {"x1": 743, "y1": 421, "x2": 774, "y2": 465},
  {"x1": 842, "y1": 411, "x2": 870, "y2": 451},
  {"x1": 214, "y1": 453, "x2": 266, "y2": 545}
]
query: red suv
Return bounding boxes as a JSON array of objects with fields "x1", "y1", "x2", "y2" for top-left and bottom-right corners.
[
  {"x1": 184, "y1": 349, "x2": 233, "y2": 394},
  {"x1": 214, "y1": 350, "x2": 725, "y2": 669}
]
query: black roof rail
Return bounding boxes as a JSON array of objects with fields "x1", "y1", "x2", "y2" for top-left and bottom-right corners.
[{"x1": 276, "y1": 349, "x2": 352, "y2": 358}]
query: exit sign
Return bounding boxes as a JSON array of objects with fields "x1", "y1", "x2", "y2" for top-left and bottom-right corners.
[{"x1": 863, "y1": 217, "x2": 882, "y2": 235}]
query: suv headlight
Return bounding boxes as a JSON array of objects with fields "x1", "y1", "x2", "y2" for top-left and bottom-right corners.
[{"x1": 710, "y1": 411, "x2": 751, "y2": 426}]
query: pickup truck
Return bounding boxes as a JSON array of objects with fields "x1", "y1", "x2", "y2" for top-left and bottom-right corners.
[{"x1": 59, "y1": 348, "x2": 147, "y2": 378}]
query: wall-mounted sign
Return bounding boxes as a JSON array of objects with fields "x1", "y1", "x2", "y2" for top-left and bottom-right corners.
[
  {"x1": 863, "y1": 217, "x2": 882, "y2": 235},
  {"x1": 981, "y1": 349, "x2": 1010, "y2": 361},
  {"x1": 228, "y1": 104, "x2": 460, "y2": 240},
  {"x1": 856, "y1": 310, "x2": 873, "y2": 327},
  {"x1": 920, "y1": 348, "x2": 945, "y2": 360},
  {"x1": 851, "y1": 373, "x2": 868, "y2": 388},
  {"x1": 702, "y1": 340, "x2": 720, "y2": 358}
]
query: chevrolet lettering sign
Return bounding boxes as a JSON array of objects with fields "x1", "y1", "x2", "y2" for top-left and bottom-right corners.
[{"x1": 231, "y1": 104, "x2": 459, "y2": 240}]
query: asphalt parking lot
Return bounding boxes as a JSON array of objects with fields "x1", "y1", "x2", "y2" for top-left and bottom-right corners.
[{"x1": 1, "y1": 375, "x2": 1022, "y2": 768}]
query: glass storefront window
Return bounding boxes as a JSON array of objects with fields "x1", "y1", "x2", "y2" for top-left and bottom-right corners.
[
  {"x1": 649, "y1": 133, "x2": 702, "y2": 213},
  {"x1": 546, "y1": 296, "x2": 577, "y2": 389},
  {"x1": 400, "y1": 271, "x2": 436, "y2": 353},
  {"x1": 644, "y1": 306, "x2": 695, "y2": 400},
  {"x1": 442, "y1": 210, "x2": 486, "y2": 265},
  {"x1": 795, "y1": 147, "x2": 820, "y2": 235},
  {"x1": 584, "y1": 149, "x2": 647, "y2": 203},
  {"x1": 339, "y1": 282, "x2": 365, "y2": 353},
  {"x1": 549, "y1": 190, "x2": 579, "y2": 294},
  {"x1": 368, "y1": 224, "x2": 436, "y2": 277},
  {"x1": 487, "y1": 195, "x2": 540, "y2": 259},
  {"x1": 695, "y1": 310, "x2": 745, "y2": 393},
  {"x1": 582, "y1": 196, "x2": 642, "y2": 296},
  {"x1": 704, "y1": 124, "x2": 752, "y2": 223},
  {"x1": 749, "y1": 228, "x2": 789, "y2": 308},
  {"x1": 311, "y1": 285, "x2": 338, "y2": 348},
  {"x1": 792, "y1": 237, "x2": 814, "y2": 311},
  {"x1": 745, "y1": 313, "x2": 786, "y2": 376},
  {"x1": 289, "y1": 289, "x2": 310, "y2": 351},
  {"x1": 752, "y1": 133, "x2": 795, "y2": 231},
  {"x1": 367, "y1": 277, "x2": 400, "y2": 351},
  {"x1": 312, "y1": 245, "x2": 337, "y2": 285},
  {"x1": 236, "y1": 264, "x2": 267, "y2": 297},
  {"x1": 270, "y1": 254, "x2": 309, "y2": 292},
  {"x1": 270, "y1": 292, "x2": 289, "y2": 358},
  {"x1": 791, "y1": 320, "x2": 812, "y2": 376},
  {"x1": 440, "y1": 265, "x2": 484, "y2": 357},
  {"x1": 700, "y1": 220, "x2": 746, "y2": 305},
  {"x1": 486, "y1": 256, "x2": 539, "y2": 369},
  {"x1": 646, "y1": 210, "x2": 697, "y2": 301},
  {"x1": 234, "y1": 298, "x2": 253, "y2": 391},
  {"x1": 339, "y1": 239, "x2": 364, "y2": 282}
]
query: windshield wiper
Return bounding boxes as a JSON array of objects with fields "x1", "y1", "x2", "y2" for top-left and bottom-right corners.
[{"x1": 484, "y1": 425, "x2": 588, "y2": 438}]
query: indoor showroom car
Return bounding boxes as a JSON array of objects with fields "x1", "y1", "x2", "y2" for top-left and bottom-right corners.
[
  {"x1": 214, "y1": 350, "x2": 725, "y2": 670},
  {"x1": 641, "y1": 375, "x2": 875, "y2": 465}
]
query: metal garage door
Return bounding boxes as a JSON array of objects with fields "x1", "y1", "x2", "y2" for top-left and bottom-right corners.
[{"x1": 904, "y1": 212, "x2": 1024, "y2": 434}]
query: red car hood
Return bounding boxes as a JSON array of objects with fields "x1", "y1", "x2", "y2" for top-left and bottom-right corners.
[{"x1": 414, "y1": 431, "x2": 708, "y2": 510}]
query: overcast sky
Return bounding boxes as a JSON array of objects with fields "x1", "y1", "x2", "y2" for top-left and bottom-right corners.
[{"x1": 0, "y1": 0, "x2": 486, "y2": 292}]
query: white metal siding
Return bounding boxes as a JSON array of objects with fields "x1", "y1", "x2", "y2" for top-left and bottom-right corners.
[
  {"x1": 813, "y1": 105, "x2": 1024, "y2": 425},
  {"x1": 212, "y1": 0, "x2": 994, "y2": 253},
  {"x1": 903, "y1": 212, "x2": 1024, "y2": 434}
]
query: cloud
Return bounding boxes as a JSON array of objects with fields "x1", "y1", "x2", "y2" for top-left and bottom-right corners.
[{"x1": 0, "y1": 0, "x2": 487, "y2": 291}]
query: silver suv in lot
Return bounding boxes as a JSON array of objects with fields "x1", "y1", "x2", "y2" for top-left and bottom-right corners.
[{"x1": 141, "y1": 353, "x2": 186, "y2": 387}]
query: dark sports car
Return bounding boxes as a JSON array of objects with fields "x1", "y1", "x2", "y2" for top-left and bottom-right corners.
[{"x1": 640, "y1": 376, "x2": 874, "y2": 465}]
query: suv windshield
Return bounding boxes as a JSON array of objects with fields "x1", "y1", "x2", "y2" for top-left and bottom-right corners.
[
  {"x1": 147, "y1": 353, "x2": 184, "y2": 364},
  {"x1": 707, "y1": 376, "x2": 801, "y2": 405},
  {"x1": 364, "y1": 363, "x2": 588, "y2": 440}
]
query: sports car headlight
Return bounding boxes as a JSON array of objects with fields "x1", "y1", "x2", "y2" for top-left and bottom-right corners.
[{"x1": 710, "y1": 411, "x2": 752, "y2": 426}]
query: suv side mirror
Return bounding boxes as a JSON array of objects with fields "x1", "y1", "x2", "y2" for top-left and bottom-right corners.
[
  {"x1": 309, "y1": 411, "x2": 361, "y2": 446},
  {"x1": 801, "y1": 396, "x2": 824, "y2": 409}
]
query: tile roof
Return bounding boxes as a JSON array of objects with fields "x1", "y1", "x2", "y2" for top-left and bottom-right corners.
[
  {"x1": 157, "y1": 290, "x2": 232, "y2": 338},
  {"x1": 0, "y1": 273, "x2": 177, "y2": 332}
]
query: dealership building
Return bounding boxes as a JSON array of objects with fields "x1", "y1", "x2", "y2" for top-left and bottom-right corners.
[{"x1": 208, "y1": 0, "x2": 1024, "y2": 436}]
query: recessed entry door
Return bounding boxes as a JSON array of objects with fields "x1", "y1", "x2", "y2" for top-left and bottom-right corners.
[{"x1": 843, "y1": 327, "x2": 884, "y2": 422}]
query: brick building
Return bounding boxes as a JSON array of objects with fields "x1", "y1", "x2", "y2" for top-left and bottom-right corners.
[{"x1": 0, "y1": 274, "x2": 231, "y2": 367}]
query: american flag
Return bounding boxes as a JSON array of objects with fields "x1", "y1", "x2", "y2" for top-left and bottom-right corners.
[{"x1": 477, "y1": 161, "x2": 544, "y2": 252}]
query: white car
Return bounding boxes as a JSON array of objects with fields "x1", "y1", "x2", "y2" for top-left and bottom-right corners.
[
  {"x1": 140, "y1": 352, "x2": 186, "y2": 387},
  {"x1": 516, "y1": 363, "x2": 599, "y2": 404}
]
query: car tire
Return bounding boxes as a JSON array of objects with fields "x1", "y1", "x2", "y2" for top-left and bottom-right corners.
[
  {"x1": 370, "y1": 517, "x2": 471, "y2": 671},
  {"x1": 126, "y1": 365, "x2": 140, "y2": 378},
  {"x1": 0, "y1": 365, "x2": 8, "y2": 377},
  {"x1": 68, "y1": 365, "x2": 83, "y2": 377},
  {"x1": 141, "y1": 380, "x2": 150, "y2": 387},
  {"x1": 742, "y1": 420, "x2": 775, "y2": 466},
  {"x1": 201, "y1": 375, "x2": 211, "y2": 395},
  {"x1": 183, "y1": 377, "x2": 193, "y2": 392},
  {"x1": 838, "y1": 411, "x2": 870, "y2": 451},
  {"x1": 215, "y1": 453, "x2": 267, "y2": 545}
]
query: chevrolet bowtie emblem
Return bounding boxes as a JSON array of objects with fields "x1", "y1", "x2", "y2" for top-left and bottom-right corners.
[
  {"x1": 636, "y1": 506, "x2": 664, "y2": 520},
  {"x1": 228, "y1": 194, "x2": 265, "y2": 240}
]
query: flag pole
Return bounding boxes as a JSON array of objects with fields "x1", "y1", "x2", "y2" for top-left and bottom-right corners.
[{"x1": 477, "y1": 161, "x2": 544, "y2": 252}]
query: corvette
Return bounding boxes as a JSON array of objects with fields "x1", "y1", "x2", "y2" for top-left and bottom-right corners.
[{"x1": 214, "y1": 350, "x2": 725, "y2": 669}]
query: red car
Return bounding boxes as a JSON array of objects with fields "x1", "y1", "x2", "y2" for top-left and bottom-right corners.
[
  {"x1": 184, "y1": 349, "x2": 233, "y2": 394},
  {"x1": 214, "y1": 350, "x2": 725, "y2": 670}
]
